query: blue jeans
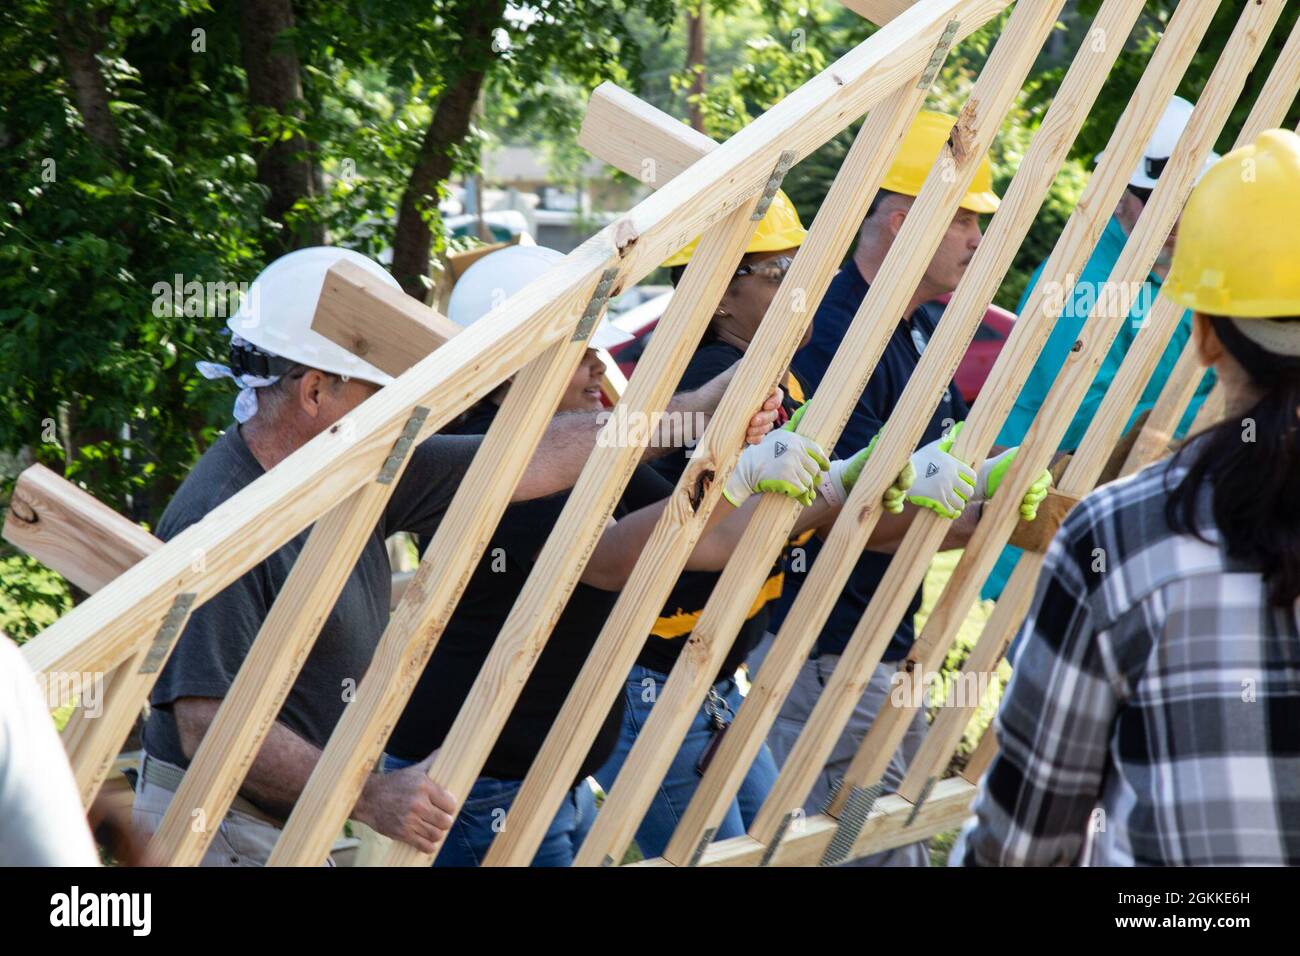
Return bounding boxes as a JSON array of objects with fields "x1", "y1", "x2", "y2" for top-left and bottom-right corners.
[
  {"x1": 592, "y1": 663, "x2": 780, "y2": 859},
  {"x1": 381, "y1": 755, "x2": 596, "y2": 866}
]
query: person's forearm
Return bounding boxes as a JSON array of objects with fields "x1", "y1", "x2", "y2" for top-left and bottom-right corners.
[
  {"x1": 514, "y1": 361, "x2": 780, "y2": 500},
  {"x1": 174, "y1": 697, "x2": 322, "y2": 820},
  {"x1": 512, "y1": 410, "x2": 602, "y2": 501},
  {"x1": 813, "y1": 497, "x2": 979, "y2": 555},
  {"x1": 583, "y1": 493, "x2": 737, "y2": 588},
  {"x1": 512, "y1": 385, "x2": 727, "y2": 501}
]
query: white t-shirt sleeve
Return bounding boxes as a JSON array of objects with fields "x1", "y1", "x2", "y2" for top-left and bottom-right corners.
[{"x1": 0, "y1": 637, "x2": 99, "y2": 866}]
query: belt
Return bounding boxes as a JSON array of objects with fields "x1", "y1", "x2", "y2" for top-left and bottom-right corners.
[{"x1": 140, "y1": 751, "x2": 285, "y2": 828}]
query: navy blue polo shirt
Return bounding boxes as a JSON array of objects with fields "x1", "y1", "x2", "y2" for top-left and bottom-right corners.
[{"x1": 768, "y1": 264, "x2": 969, "y2": 661}]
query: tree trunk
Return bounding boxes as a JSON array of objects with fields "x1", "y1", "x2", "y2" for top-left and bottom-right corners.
[
  {"x1": 239, "y1": 0, "x2": 324, "y2": 253},
  {"x1": 390, "y1": 0, "x2": 506, "y2": 300},
  {"x1": 55, "y1": 7, "x2": 121, "y2": 158},
  {"x1": 686, "y1": 8, "x2": 707, "y2": 133}
]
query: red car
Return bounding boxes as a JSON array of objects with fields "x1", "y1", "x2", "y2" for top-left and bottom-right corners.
[{"x1": 606, "y1": 291, "x2": 1016, "y2": 405}]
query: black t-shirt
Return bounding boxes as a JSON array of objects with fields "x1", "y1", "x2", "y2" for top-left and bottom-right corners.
[
  {"x1": 637, "y1": 338, "x2": 813, "y2": 682},
  {"x1": 141, "y1": 424, "x2": 483, "y2": 776},
  {"x1": 769, "y1": 265, "x2": 971, "y2": 661},
  {"x1": 389, "y1": 401, "x2": 674, "y2": 781}
]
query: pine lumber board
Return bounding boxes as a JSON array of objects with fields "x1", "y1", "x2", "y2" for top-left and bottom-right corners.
[
  {"x1": 270, "y1": 329, "x2": 608, "y2": 866},
  {"x1": 898, "y1": 553, "x2": 1035, "y2": 800},
  {"x1": 145, "y1": 477, "x2": 409, "y2": 866},
  {"x1": 840, "y1": 1, "x2": 921, "y2": 27},
  {"x1": 3, "y1": 465, "x2": 160, "y2": 777},
  {"x1": 959, "y1": 721, "x2": 1000, "y2": 783},
  {"x1": 1119, "y1": 340, "x2": 1203, "y2": 477},
  {"x1": 579, "y1": 83, "x2": 716, "y2": 187},
  {"x1": 4, "y1": 463, "x2": 159, "y2": 594},
  {"x1": 313, "y1": 260, "x2": 463, "y2": 376},
  {"x1": 632, "y1": 776, "x2": 975, "y2": 867}
]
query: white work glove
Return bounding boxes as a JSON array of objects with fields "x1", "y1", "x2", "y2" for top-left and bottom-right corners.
[
  {"x1": 724, "y1": 410, "x2": 829, "y2": 507},
  {"x1": 906, "y1": 428, "x2": 976, "y2": 520},
  {"x1": 974, "y1": 447, "x2": 1053, "y2": 521}
]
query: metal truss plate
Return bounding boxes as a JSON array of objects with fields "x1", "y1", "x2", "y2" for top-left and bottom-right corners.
[
  {"x1": 759, "y1": 812, "x2": 795, "y2": 867},
  {"x1": 752, "y1": 150, "x2": 798, "y2": 220},
  {"x1": 819, "y1": 782, "x2": 884, "y2": 867},
  {"x1": 686, "y1": 826, "x2": 718, "y2": 867},
  {"x1": 378, "y1": 406, "x2": 430, "y2": 484},
  {"x1": 904, "y1": 776, "x2": 937, "y2": 827},
  {"x1": 138, "y1": 592, "x2": 197, "y2": 674},
  {"x1": 574, "y1": 268, "x2": 620, "y2": 342},
  {"x1": 918, "y1": 19, "x2": 960, "y2": 89}
]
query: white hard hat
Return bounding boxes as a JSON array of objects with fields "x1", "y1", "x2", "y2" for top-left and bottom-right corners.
[
  {"x1": 227, "y1": 246, "x2": 398, "y2": 386},
  {"x1": 1097, "y1": 96, "x2": 1220, "y2": 189},
  {"x1": 447, "y1": 245, "x2": 633, "y2": 350}
]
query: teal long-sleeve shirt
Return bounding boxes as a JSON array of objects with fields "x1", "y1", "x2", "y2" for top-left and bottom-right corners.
[{"x1": 981, "y1": 215, "x2": 1216, "y2": 602}]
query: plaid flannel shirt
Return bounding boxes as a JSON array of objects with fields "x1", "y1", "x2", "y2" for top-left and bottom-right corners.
[{"x1": 953, "y1": 453, "x2": 1300, "y2": 866}]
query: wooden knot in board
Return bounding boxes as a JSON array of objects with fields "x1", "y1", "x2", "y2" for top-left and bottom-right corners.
[
  {"x1": 688, "y1": 469, "x2": 715, "y2": 512},
  {"x1": 8, "y1": 494, "x2": 37, "y2": 524},
  {"x1": 948, "y1": 103, "x2": 978, "y2": 164},
  {"x1": 612, "y1": 219, "x2": 640, "y2": 256},
  {"x1": 1070, "y1": 339, "x2": 1083, "y2": 353}
]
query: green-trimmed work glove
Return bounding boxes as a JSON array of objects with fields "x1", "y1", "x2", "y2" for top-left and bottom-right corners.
[
  {"x1": 723, "y1": 412, "x2": 829, "y2": 507},
  {"x1": 975, "y1": 447, "x2": 1053, "y2": 521},
  {"x1": 816, "y1": 432, "x2": 913, "y2": 514},
  {"x1": 906, "y1": 425, "x2": 976, "y2": 519}
]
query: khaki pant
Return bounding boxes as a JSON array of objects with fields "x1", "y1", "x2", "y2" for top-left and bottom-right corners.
[
  {"x1": 131, "y1": 753, "x2": 332, "y2": 867},
  {"x1": 766, "y1": 653, "x2": 930, "y2": 867}
]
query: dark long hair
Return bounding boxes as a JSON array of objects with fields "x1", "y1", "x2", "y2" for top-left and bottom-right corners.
[{"x1": 1167, "y1": 314, "x2": 1300, "y2": 606}]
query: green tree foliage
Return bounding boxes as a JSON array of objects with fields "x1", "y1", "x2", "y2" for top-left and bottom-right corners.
[{"x1": 0, "y1": 0, "x2": 680, "y2": 637}]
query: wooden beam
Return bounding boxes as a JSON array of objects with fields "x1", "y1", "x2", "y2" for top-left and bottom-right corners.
[
  {"x1": 596, "y1": 347, "x2": 627, "y2": 404},
  {"x1": 4, "y1": 464, "x2": 158, "y2": 594},
  {"x1": 3, "y1": 465, "x2": 161, "y2": 777},
  {"x1": 1119, "y1": 343, "x2": 1204, "y2": 477},
  {"x1": 898, "y1": 554, "x2": 1034, "y2": 800},
  {"x1": 313, "y1": 259, "x2": 463, "y2": 377},
  {"x1": 840, "y1": 1, "x2": 920, "y2": 28},
  {"x1": 579, "y1": 83, "x2": 715, "y2": 187},
  {"x1": 631, "y1": 775, "x2": 975, "y2": 867},
  {"x1": 144, "y1": 475, "x2": 411, "y2": 865}
]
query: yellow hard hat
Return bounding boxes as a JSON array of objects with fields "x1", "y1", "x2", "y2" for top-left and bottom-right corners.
[
  {"x1": 880, "y1": 110, "x2": 1001, "y2": 214},
  {"x1": 1166, "y1": 128, "x2": 1300, "y2": 319},
  {"x1": 662, "y1": 188, "x2": 807, "y2": 268}
]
